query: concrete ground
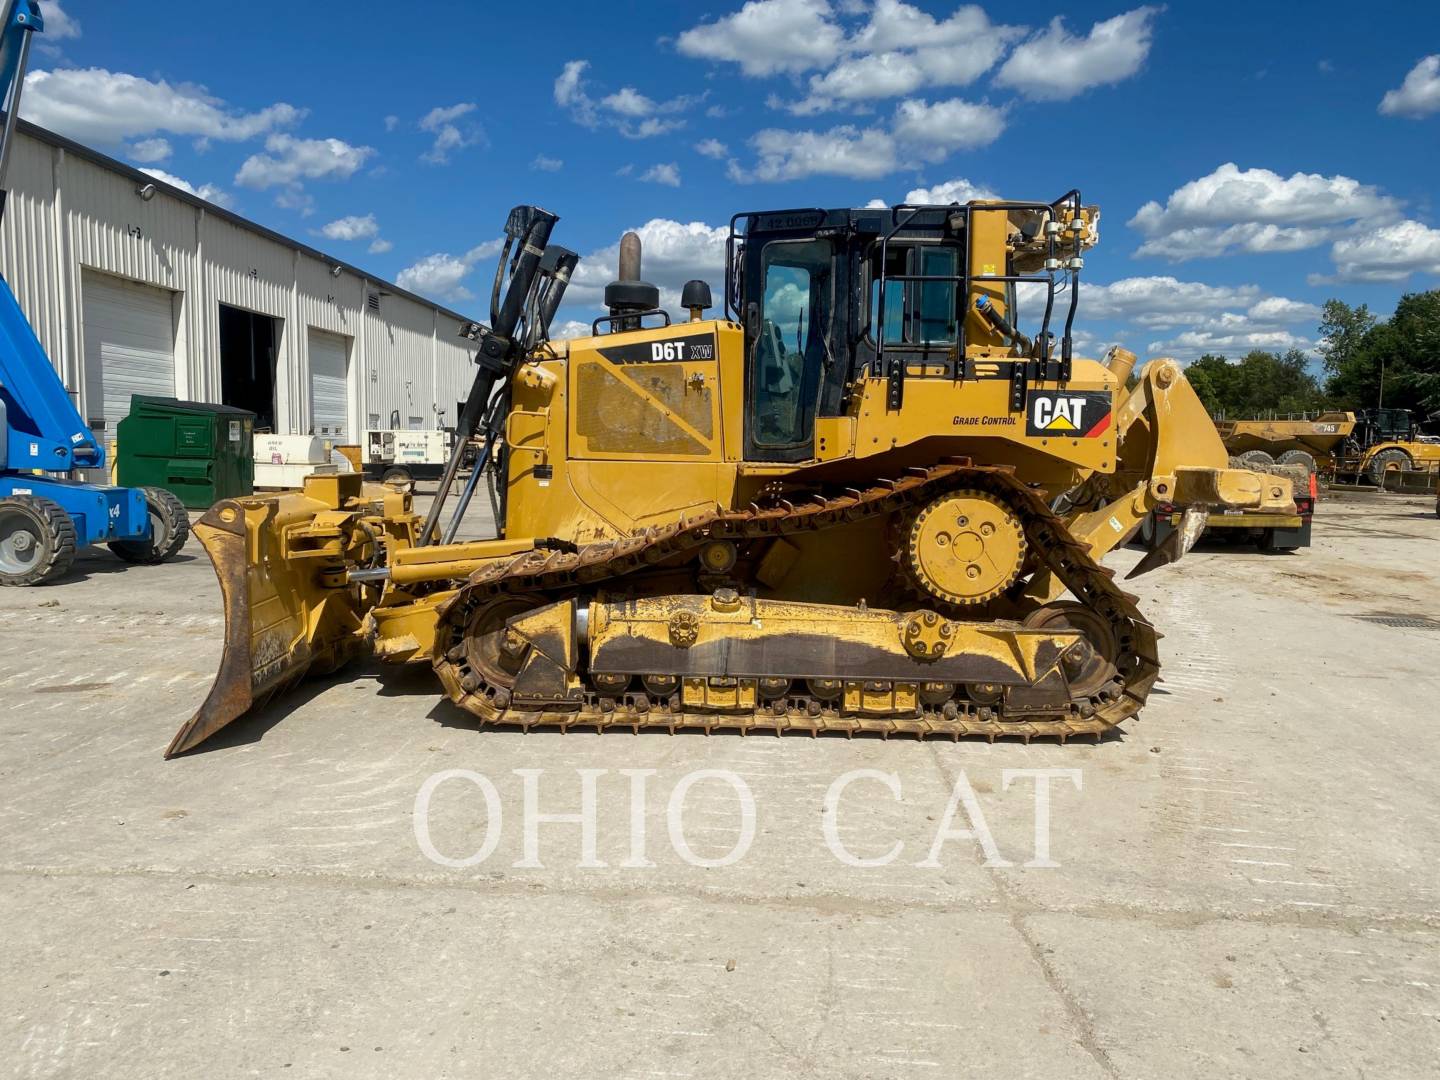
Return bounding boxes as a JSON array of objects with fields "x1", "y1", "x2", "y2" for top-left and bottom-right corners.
[{"x1": 2, "y1": 485, "x2": 1438, "y2": 1079}]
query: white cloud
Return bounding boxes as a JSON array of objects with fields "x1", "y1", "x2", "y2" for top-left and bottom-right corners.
[
  {"x1": 553, "y1": 61, "x2": 697, "y2": 138},
  {"x1": 1379, "y1": 55, "x2": 1440, "y2": 118},
  {"x1": 320, "y1": 214, "x2": 379, "y2": 241},
  {"x1": 396, "y1": 254, "x2": 473, "y2": 302},
  {"x1": 601, "y1": 87, "x2": 657, "y2": 117},
  {"x1": 551, "y1": 319, "x2": 595, "y2": 340},
  {"x1": 676, "y1": 0, "x2": 845, "y2": 76},
  {"x1": 1246, "y1": 296, "x2": 1323, "y2": 323},
  {"x1": 739, "y1": 123, "x2": 898, "y2": 181},
  {"x1": 127, "y1": 137, "x2": 171, "y2": 164},
  {"x1": 554, "y1": 60, "x2": 596, "y2": 125},
  {"x1": 732, "y1": 97, "x2": 1004, "y2": 182},
  {"x1": 368, "y1": 238, "x2": 393, "y2": 254},
  {"x1": 995, "y1": 7, "x2": 1157, "y2": 101},
  {"x1": 621, "y1": 117, "x2": 685, "y2": 139},
  {"x1": 235, "y1": 133, "x2": 375, "y2": 189},
  {"x1": 1083, "y1": 277, "x2": 1322, "y2": 339},
  {"x1": 420, "y1": 103, "x2": 478, "y2": 128},
  {"x1": 395, "y1": 238, "x2": 504, "y2": 303},
  {"x1": 1147, "y1": 327, "x2": 1312, "y2": 357},
  {"x1": 21, "y1": 68, "x2": 303, "y2": 146},
  {"x1": 137, "y1": 167, "x2": 232, "y2": 208},
  {"x1": 787, "y1": 2, "x2": 1023, "y2": 113},
  {"x1": 1326, "y1": 220, "x2": 1440, "y2": 282},
  {"x1": 566, "y1": 219, "x2": 728, "y2": 312},
  {"x1": 1129, "y1": 162, "x2": 1401, "y2": 260},
  {"x1": 274, "y1": 188, "x2": 315, "y2": 216},
  {"x1": 902, "y1": 178, "x2": 997, "y2": 204},
  {"x1": 531, "y1": 154, "x2": 564, "y2": 172},
  {"x1": 383, "y1": 114, "x2": 400, "y2": 132},
  {"x1": 43, "y1": 1, "x2": 82, "y2": 40},
  {"x1": 1071, "y1": 276, "x2": 1322, "y2": 359},
  {"x1": 419, "y1": 102, "x2": 483, "y2": 164},
  {"x1": 639, "y1": 162, "x2": 681, "y2": 187},
  {"x1": 1084, "y1": 277, "x2": 1263, "y2": 328},
  {"x1": 694, "y1": 138, "x2": 729, "y2": 159},
  {"x1": 890, "y1": 97, "x2": 1006, "y2": 156}
]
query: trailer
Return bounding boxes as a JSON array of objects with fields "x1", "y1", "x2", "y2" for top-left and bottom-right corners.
[{"x1": 1138, "y1": 468, "x2": 1317, "y2": 554}]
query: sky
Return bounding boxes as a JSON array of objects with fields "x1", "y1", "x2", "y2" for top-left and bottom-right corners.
[{"x1": 15, "y1": 0, "x2": 1440, "y2": 364}]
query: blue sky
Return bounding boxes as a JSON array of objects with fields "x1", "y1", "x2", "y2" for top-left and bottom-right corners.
[{"x1": 18, "y1": 1, "x2": 1440, "y2": 362}]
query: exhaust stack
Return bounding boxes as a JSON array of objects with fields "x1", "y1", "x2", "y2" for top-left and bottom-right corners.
[{"x1": 604, "y1": 230, "x2": 660, "y2": 332}]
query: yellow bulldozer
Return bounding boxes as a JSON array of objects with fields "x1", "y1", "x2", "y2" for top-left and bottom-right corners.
[{"x1": 167, "y1": 196, "x2": 1294, "y2": 757}]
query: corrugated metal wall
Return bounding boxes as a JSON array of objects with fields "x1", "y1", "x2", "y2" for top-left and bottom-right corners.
[{"x1": 0, "y1": 128, "x2": 479, "y2": 438}]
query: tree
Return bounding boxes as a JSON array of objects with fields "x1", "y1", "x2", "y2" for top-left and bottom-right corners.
[
  {"x1": 1183, "y1": 351, "x2": 1325, "y2": 418},
  {"x1": 1322, "y1": 289, "x2": 1440, "y2": 414},
  {"x1": 1317, "y1": 299, "x2": 1375, "y2": 377}
]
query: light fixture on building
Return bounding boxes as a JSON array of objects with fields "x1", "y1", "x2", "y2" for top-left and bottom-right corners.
[
  {"x1": 330, "y1": 264, "x2": 342, "y2": 278},
  {"x1": 135, "y1": 183, "x2": 157, "y2": 201}
]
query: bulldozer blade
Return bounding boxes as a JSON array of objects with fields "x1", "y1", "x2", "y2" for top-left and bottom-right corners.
[
  {"x1": 167, "y1": 498, "x2": 362, "y2": 758},
  {"x1": 1126, "y1": 507, "x2": 1210, "y2": 580}
]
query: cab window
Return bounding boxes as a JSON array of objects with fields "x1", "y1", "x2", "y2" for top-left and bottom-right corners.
[
  {"x1": 868, "y1": 244, "x2": 960, "y2": 345},
  {"x1": 752, "y1": 239, "x2": 830, "y2": 448}
]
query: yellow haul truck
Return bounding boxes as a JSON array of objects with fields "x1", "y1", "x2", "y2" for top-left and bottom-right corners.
[
  {"x1": 168, "y1": 197, "x2": 1293, "y2": 757},
  {"x1": 1219, "y1": 408, "x2": 1440, "y2": 484},
  {"x1": 1216, "y1": 413, "x2": 1354, "y2": 475}
]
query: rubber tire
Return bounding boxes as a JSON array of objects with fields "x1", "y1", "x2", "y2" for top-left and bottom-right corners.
[
  {"x1": 1137, "y1": 512, "x2": 1157, "y2": 551},
  {"x1": 1365, "y1": 447, "x2": 1411, "y2": 487},
  {"x1": 108, "y1": 487, "x2": 190, "y2": 564},
  {"x1": 0, "y1": 494, "x2": 77, "y2": 586},
  {"x1": 1235, "y1": 449, "x2": 1275, "y2": 467},
  {"x1": 1276, "y1": 449, "x2": 1316, "y2": 474},
  {"x1": 382, "y1": 466, "x2": 413, "y2": 487}
]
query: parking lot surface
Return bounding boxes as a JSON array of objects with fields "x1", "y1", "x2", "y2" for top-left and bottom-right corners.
[{"x1": 2, "y1": 488, "x2": 1438, "y2": 1079}]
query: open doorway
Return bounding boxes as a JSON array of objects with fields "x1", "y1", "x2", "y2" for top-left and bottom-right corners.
[{"x1": 219, "y1": 304, "x2": 281, "y2": 431}]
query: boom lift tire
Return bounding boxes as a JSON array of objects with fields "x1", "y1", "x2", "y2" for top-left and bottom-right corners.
[
  {"x1": 108, "y1": 487, "x2": 190, "y2": 564},
  {"x1": 0, "y1": 494, "x2": 77, "y2": 586},
  {"x1": 382, "y1": 466, "x2": 413, "y2": 488},
  {"x1": 1365, "y1": 447, "x2": 1411, "y2": 487}
]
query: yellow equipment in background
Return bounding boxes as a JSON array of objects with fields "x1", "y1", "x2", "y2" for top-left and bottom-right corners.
[
  {"x1": 168, "y1": 197, "x2": 1293, "y2": 757},
  {"x1": 1216, "y1": 412, "x2": 1355, "y2": 474}
]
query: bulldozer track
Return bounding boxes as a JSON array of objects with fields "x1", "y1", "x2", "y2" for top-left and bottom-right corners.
[{"x1": 432, "y1": 461, "x2": 1160, "y2": 742}]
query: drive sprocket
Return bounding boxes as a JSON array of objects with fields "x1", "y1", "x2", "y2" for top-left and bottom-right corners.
[{"x1": 900, "y1": 489, "x2": 1026, "y2": 606}]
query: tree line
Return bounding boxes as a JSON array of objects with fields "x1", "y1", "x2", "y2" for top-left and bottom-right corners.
[{"x1": 1175, "y1": 288, "x2": 1440, "y2": 420}]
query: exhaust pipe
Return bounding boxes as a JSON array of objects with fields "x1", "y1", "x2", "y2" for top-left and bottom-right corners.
[{"x1": 605, "y1": 230, "x2": 660, "y2": 332}]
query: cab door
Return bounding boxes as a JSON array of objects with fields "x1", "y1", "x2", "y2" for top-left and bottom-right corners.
[{"x1": 743, "y1": 238, "x2": 833, "y2": 463}]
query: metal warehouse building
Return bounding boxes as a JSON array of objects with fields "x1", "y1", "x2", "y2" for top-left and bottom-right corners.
[{"x1": 0, "y1": 119, "x2": 479, "y2": 445}]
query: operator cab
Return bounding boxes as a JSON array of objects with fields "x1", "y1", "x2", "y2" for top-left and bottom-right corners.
[
  {"x1": 1352, "y1": 407, "x2": 1418, "y2": 449},
  {"x1": 725, "y1": 196, "x2": 1093, "y2": 462}
]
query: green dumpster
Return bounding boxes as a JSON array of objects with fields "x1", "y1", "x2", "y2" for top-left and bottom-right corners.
[{"x1": 116, "y1": 396, "x2": 255, "y2": 509}]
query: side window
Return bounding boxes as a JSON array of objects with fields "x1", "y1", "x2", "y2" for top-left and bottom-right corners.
[
  {"x1": 916, "y1": 247, "x2": 959, "y2": 343},
  {"x1": 753, "y1": 240, "x2": 830, "y2": 448},
  {"x1": 867, "y1": 243, "x2": 961, "y2": 346}
]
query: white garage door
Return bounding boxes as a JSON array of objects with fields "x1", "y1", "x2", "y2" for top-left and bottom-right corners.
[
  {"x1": 81, "y1": 271, "x2": 177, "y2": 431},
  {"x1": 308, "y1": 329, "x2": 350, "y2": 441}
]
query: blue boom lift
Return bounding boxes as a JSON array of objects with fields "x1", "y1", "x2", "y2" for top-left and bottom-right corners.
[{"x1": 0, "y1": 0, "x2": 188, "y2": 584}]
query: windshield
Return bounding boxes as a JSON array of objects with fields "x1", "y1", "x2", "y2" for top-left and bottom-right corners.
[{"x1": 753, "y1": 239, "x2": 830, "y2": 447}]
